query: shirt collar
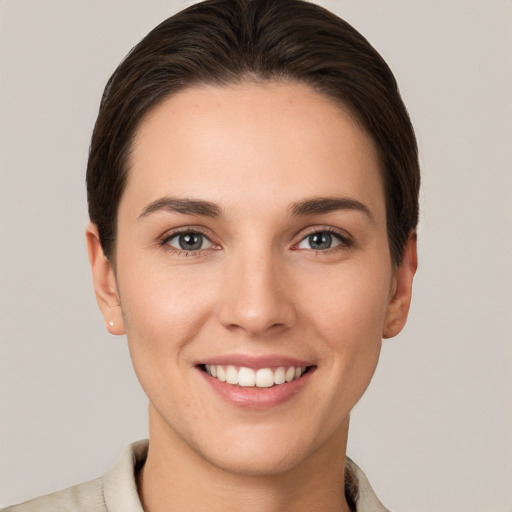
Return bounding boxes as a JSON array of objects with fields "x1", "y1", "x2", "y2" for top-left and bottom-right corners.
[{"x1": 102, "y1": 440, "x2": 146, "y2": 512}]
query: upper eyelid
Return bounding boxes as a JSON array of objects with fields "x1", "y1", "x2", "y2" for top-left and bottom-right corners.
[
  {"x1": 161, "y1": 226, "x2": 215, "y2": 241},
  {"x1": 295, "y1": 225, "x2": 352, "y2": 241}
]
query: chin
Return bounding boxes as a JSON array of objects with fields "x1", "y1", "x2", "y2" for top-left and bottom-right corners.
[
  {"x1": 202, "y1": 440, "x2": 311, "y2": 477},
  {"x1": 188, "y1": 420, "x2": 337, "y2": 477}
]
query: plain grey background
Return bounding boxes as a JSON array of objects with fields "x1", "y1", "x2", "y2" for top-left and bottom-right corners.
[{"x1": 1, "y1": 0, "x2": 511, "y2": 510}]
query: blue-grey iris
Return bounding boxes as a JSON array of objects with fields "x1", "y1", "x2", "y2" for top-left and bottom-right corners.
[
  {"x1": 309, "y1": 232, "x2": 333, "y2": 250},
  {"x1": 179, "y1": 233, "x2": 203, "y2": 250}
]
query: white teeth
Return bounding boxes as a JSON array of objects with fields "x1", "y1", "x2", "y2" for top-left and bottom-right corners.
[
  {"x1": 285, "y1": 367, "x2": 295, "y2": 382},
  {"x1": 238, "y1": 367, "x2": 256, "y2": 387},
  {"x1": 217, "y1": 365, "x2": 226, "y2": 382},
  {"x1": 204, "y1": 364, "x2": 308, "y2": 387},
  {"x1": 226, "y1": 365, "x2": 238, "y2": 385},
  {"x1": 255, "y1": 368, "x2": 274, "y2": 388},
  {"x1": 274, "y1": 367, "x2": 286, "y2": 385}
]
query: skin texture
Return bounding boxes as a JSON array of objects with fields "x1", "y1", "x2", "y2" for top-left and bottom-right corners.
[{"x1": 87, "y1": 81, "x2": 417, "y2": 512}]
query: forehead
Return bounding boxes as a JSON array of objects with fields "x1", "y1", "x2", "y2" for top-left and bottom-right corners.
[{"x1": 122, "y1": 81, "x2": 385, "y2": 221}]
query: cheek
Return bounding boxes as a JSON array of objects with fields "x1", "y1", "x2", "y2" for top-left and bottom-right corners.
[
  {"x1": 298, "y1": 257, "x2": 392, "y2": 340},
  {"x1": 118, "y1": 271, "x2": 210, "y2": 427},
  {"x1": 115, "y1": 253, "x2": 222, "y2": 384},
  {"x1": 299, "y1": 260, "x2": 391, "y2": 393}
]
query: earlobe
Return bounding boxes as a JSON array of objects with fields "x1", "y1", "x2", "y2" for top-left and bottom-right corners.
[
  {"x1": 382, "y1": 231, "x2": 418, "y2": 339},
  {"x1": 86, "y1": 223, "x2": 126, "y2": 335}
]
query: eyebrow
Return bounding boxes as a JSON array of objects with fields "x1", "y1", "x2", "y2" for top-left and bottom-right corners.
[
  {"x1": 137, "y1": 195, "x2": 373, "y2": 222},
  {"x1": 138, "y1": 197, "x2": 224, "y2": 220},
  {"x1": 289, "y1": 197, "x2": 373, "y2": 221}
]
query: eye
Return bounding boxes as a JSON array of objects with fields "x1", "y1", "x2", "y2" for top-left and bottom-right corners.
[
  {"x1": 296, "y1": 230, "x2": 346, "y2": 251},
  {"x1": 165, "y1": 231, "x2": 214, "y2": 251}
]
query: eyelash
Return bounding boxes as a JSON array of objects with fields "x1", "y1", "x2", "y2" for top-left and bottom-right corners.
[
  {"x1": 294, "y1": 227, "x2": 353, "y2": 252},
  {"x1": 160, "y1": 227, "x2": 218, "y2": 257},
  {"x1": 159, "y1": 226, "x2": 353, "y2": 256}
]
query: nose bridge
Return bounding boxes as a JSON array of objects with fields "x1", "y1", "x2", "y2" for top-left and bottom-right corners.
[{"x1": 218, "y1": 240, "x2": 296, "y2": 335}]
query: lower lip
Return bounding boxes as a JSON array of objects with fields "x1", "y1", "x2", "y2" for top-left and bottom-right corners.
[{"x1": 198, "y1": 368, "x2": 315, "y2": 409}]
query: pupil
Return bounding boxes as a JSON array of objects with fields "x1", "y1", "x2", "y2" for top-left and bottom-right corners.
[
  {"x1": 179, "y1": 233, "x2": 202, "y2": 250},
  {"x1": 309, "y1": 232, "x2": 332, "y2": 250}
]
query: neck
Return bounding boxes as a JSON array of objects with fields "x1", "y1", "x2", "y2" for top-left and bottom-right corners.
[{"x1": 138, "y1": 406, "x2": 352, "y2": 512}]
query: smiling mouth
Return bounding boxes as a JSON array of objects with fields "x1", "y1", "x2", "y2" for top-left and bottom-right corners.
[{"x1": 200, "y1": 364, "x2": 314, "y2": 388}]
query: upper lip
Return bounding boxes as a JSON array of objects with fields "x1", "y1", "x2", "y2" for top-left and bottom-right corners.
[{"x1": 195, "y1": 354, "x2": 315, "y2": 369}]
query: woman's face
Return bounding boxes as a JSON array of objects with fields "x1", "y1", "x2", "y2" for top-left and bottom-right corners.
[{"x1": 89, "y1": 81, "x2": 415, "y2": 475}]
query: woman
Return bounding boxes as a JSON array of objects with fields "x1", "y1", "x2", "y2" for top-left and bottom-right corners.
[{"x1": 5, "y1": 0, "x2": 418, "y2": 510}]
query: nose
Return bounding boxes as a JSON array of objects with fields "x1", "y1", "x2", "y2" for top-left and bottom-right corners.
[{"x1": 217, "y1": 247, "x2": 297, "y2": 337}]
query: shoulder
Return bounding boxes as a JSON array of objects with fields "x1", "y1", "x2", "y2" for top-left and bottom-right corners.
[
  {"x1": 2, "y1": 440, "x2": 148, "y2": 512},
  {"x1": 1, "y1": 478, "x2": 106, "y2": 512}
]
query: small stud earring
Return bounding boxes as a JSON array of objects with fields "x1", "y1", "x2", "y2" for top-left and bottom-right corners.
[{"x1": 108, "y1": 321, "x2": 114, "y2": 327}]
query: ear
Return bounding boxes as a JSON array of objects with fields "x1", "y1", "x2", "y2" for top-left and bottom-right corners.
[
  {"x1": 86, "y1": 223, "x2": 125, "y2": 335},
  {"x1": 382, "y1": 231, "x2": 418, "y2": 339}
]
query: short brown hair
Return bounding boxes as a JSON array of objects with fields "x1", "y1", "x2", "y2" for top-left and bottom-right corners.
[{"x1": 87, "y1": 0, "x2": 419, "y2": 265}]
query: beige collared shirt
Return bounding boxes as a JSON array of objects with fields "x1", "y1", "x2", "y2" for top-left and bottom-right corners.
[{"x1": 3, "y1": 440, "x2": 389, "y2": 512}]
